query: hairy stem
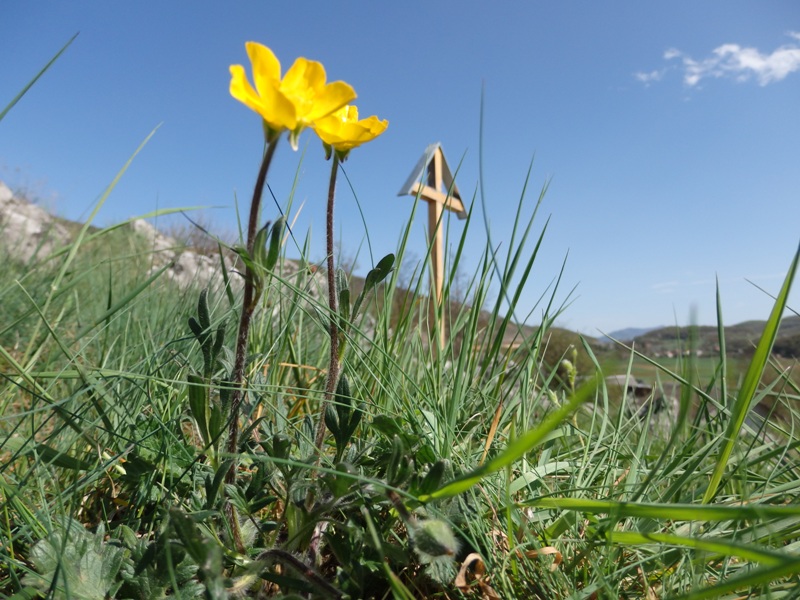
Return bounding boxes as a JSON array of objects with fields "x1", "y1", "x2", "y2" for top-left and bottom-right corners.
[
  {"x1": 224, "y1": 137, "x2": 279, "y2": 550},
  {"x1": 314, "y1": 156, "x2": 341, "y2": 454}
]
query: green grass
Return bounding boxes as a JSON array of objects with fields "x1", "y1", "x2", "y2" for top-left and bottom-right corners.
[
  {"x1": 2, "y1": 171, "x2": 798, "y2": 598},
  {"x1": 2, "y1": 40, "x2": 800, "y2": 600}
]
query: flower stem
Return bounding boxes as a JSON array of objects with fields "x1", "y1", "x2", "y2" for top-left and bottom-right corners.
[
  {"x1": 314, "y1": 156, "x2": 341, "y2": 454},
  {"x1": 225, "y1": 137, "x2": 279, "y2": 550}
]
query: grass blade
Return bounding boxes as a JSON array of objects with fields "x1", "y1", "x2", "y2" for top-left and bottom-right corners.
[
  {"x1": 703, "y1": 243, "x2": 800, "y2": 503},
  {"x1": 0, "y1": 34, "x2": 78, "y2": 123}
]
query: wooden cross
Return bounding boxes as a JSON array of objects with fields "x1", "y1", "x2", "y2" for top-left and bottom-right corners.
[{"x1": 398, "y1": 143, "x2": 466, "y2": 348}]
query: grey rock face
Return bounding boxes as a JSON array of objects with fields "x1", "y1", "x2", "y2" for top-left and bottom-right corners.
[
  {"x1": 0, "y1": 181, "x2": 71, "y2": 263},
  {"x1": 129, "y1": 218, "x2": 240, "y2": 291}
]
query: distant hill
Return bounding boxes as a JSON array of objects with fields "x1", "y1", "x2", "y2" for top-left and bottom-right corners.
[
  {"x1": 629, "y1": 316, "x2": 800, "y2": 358},
  {"x1": 600, "y1": 326, "x2": 664, "y2": 343}
]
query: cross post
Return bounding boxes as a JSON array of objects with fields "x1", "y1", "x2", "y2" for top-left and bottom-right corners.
[{"x1": 398, "y1": 143, "x2": 466, "y2": 349}]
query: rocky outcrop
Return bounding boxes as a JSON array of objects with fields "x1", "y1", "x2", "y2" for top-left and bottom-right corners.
[
  {"x1": 129, "y1": 218, "x2": 241, "y2": 291},
  {"x1": 0, "y1": 181, "x2": 72, "y2": 263},
  {"x1": 0, "y1": 180, "x2": 244, "y2": 291}
]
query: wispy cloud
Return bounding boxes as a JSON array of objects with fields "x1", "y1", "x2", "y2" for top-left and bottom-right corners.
[{"x1": 635, "y1": 32, "x2": 800, "y2": 87}]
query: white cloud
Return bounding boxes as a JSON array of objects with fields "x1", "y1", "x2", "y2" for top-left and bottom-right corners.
[
  {"x1": 636, "y1": 33, "x2": 800, "y2": 87},
  {"x1": 634, "y1": 69, "x2": 665, "y2": 84}
]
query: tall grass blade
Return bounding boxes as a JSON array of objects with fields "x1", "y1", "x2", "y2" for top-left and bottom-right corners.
[
  {"x1": 668, "y1": 561, "x2": 800, "y2": 600},
  {"x1": 525, "y1": 497, "x2": 800, "y2": 521},
  {"x1": 22, "y1": 126, "x2": 161, "y2": 364},
  {"x1": 703, "y1": 243, "x2": 799, "y2": 503},
  {"x1": 0, "y1": 34, "x2": 78, "y2": 123}
]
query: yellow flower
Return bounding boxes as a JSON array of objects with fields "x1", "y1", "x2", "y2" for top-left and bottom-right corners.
[
  {"x1": 313, "y1": 105, "x2": 388, "y2": 159},
  {"x1": 229, "y1": 42, "x2": 356, "y2": 147}
]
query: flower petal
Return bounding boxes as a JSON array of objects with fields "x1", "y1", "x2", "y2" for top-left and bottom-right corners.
[
  {"x1": 308, "y1": 81, "x2": 357, "y2": 121},
  {"x1": 245, "y1": 42, "x2": 281, "y2": 98},
  {"x1": 283, "y1": 58, "x2": 325, "y2": 94},
  {"x1": 229, "y1": 64, "x2": 263, "y2": 114},
  {"x1": 314, "y1": 106, "x2": 388, "y2": 152},
  {"x1": 229, "y1": 64, "x2": 297, "y2": 131}
]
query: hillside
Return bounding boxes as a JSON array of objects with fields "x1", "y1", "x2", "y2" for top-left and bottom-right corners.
[
  {"x1": 628, "y1": 316, "x2": 800, "y2": 359},
  {"x1": 2, "y1": 180, "x2": 796, "y2": 366}
]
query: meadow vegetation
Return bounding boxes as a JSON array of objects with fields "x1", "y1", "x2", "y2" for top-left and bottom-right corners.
[{"x1": 2, "y1": 37, "x2": 800, "y2": 600}]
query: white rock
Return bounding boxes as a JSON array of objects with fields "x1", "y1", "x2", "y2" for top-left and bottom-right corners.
[{"x1": 0, "y1": 180, "x2": 71, "y2": 263}]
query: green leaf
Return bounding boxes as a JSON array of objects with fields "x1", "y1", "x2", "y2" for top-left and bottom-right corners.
[
  {"x1": 271, "y1": 433, "x2": 292, "y2": 461},
  {"x1": 168, "y1": 508, "x2": 208, "y2": 565},
  {"x1": 325, "y1": 402, "x2": 340, "y2": 438},
  {"x1": 188, "y1": 316, "x2": 204, "y2": 341},
  {"x1": 187, "y1": 373, "x2": 210, "y2": 447},
  {"x1": 335, "y1": 374, "x2": 353, "y2": 431},
  {"x1": 216, "y1": 240, "x2": 236, "y2": 308},
  {"x1": 31, "y1": 443, "x2": 94, "y2": 471},
  {"x1": 344, "y1": 401, "x2": 366, "y2": 443},
  {"x1": 371, "y1": 415, "x2": 403, "y2": 439},
  {"x1": 352, "y1": 253, "x2": 395, "y2": 319},
  {"x1": 206, "y1": 459, "x2": 234, "y2": 510},
  {"x1": 253, "y1": 222, "x2": 270, "y2": 271},
  {"x1": 386, "y1": 435, "x2": 410, "y2": 486},
  {"x1": 417, "y1": 460, "x2": 448, "y2": 496},
  {"x1": 22, "y1": 519, "x2": 127, "y2": 600},
  {"x1": 208, "y1": 404, "x2": 224, "y2": 441},
  {"x1": 197, "y1": 288, "x2": 211, "y2": 332},
  {"x1": 212, "y1": 321, "x2": 226, "y2": 367},
  {"x1": 265, "y1": 216, "x2": 285, "y2": 271}
]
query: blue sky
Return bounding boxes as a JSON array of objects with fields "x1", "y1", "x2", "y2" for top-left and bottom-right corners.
[{"x1": 2, "y1": 2, "x2": 799, "y2": 335}]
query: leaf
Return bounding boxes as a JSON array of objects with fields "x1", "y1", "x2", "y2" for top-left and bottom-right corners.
[
  {"x1": 265, "y1": 216, "x2": 285, "y2": 271},
  {"x1": 417, "y1": 460, "x2": 448, "y2": 496},
  {"x1": 197, "y1": 288, "x2": 211, "y2": 332},
  {"x1": 23, "y1": 519, "x2": 128, "y2": 600},
  {"x1": 335, "y1": 375, "x2": 353, "y2": 431},
  {"x1": 455, "y1": 553, "x2": 501, "y2": 600},
  {"x1": 187, "y1": 373, "x2": 210, "y2": 447},
  {"x1": 188, "y1": 316, "x2": 204, "y2": 341},
  {"x1": 208, "y1": 404, "x2": 224, "y2": 441},
  {"x1": 253, "y1": 222, "x2": 270, "y2": 271},
  {"x1": 168, "y1": 508, "x2": 208, "y2": 565},
  {"x1": 218, "y1": 240, "x2": 236, "y2": 308},
  {"x1": 212, "y1": 321, "x2": 226, "y2": 367},
  {"x1": 325, "y1": 402, "x2": 340, "y2": 437},
  {"x1": 669, "y1": 561, "x2": 800, "y2": 600},
  {"x1": 386, "y1": 435, "x2": 410, "y2": 486},
  {"x1": 344, "y1": 402, "x2": 366, "y2": 443},
  {"x1": 371, "y1": 415, "x2": 403, "y2": 439},
  {"x1": 206, "y1": 459, "x2": 235, "y2": 510},
  {"x1": 352, "y1": 253, "x2": 395, "y2": 319},
  {"x1": 606, "y1": 531, "x2": 786, "y2": 565},
  {"x1": 31, "y1": 443, "x2": 94, "y2": 471}
]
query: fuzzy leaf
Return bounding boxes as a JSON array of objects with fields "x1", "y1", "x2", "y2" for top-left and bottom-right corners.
[
  {"x1": 187, "y1": 373, "x2": 210, "y2": 447},
  {"x1": 265, "y1": 216, "x2": 285, "y2": 271},
  {"x1": 352, "y1": 253, "x2": 394, "y2": 319}
]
